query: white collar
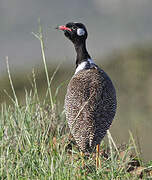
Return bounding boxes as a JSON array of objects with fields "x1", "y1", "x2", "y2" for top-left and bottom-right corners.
[
  {"x1": 75, "y1": 58, "x2": 95, "y2": 74},
  {"x1": 75, "y1": 61, "x2": 87, "y2": 74}
]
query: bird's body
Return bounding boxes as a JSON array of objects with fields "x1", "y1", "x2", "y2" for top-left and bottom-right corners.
[
  {"x1": 65, "y1": 60, "x2": 116, "y2": 153},
  {"x1": 57, "y1": 22, "x2": 117, "y2": 155}
]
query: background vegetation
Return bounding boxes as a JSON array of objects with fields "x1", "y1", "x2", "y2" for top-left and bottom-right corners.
[{"x1": 0, "y1": 29, "x2": 152, "y2": 178}]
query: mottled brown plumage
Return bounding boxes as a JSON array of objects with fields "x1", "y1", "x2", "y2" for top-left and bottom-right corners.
[{"x1": 65, "y1": 66, "x2": 116, "y2": 153}]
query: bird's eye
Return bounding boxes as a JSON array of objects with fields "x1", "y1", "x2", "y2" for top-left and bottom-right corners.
[{"x1": 72, "y1": 26, "x2": 77, "y2": 31}]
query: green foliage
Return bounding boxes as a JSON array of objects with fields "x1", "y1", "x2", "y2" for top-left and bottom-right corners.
[{"x1": 0, "y1": 89, "x2": 151, "y2": 179}]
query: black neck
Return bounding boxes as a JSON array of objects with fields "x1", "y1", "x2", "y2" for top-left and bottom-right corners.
[{"x1": 74, "y1": 41, "x2": 91, "y2": 67}]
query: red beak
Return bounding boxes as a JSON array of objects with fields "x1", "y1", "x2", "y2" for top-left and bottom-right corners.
[{"x1": 56, "y1": 25, "x2": 72, "y2": 32}]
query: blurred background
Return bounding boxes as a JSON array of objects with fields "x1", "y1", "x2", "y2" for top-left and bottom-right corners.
[{"x1": 0, "y1": 0, "x2": 152, "y2": 161}]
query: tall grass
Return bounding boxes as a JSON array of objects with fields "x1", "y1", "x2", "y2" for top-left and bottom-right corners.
[
  {"x1": 0, "y1": 25, "x2": 152, "y2": 179},
  {"x1": 32, "y1": 20, "x2": 54, "y2": 109}
]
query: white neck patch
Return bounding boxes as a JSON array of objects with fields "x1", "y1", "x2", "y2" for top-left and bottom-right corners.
[
  {"x1": 75, "y1": 58, "x2": 96, "y2": 74},
  {"x1": 75, "y1": 61, "x2": 87, "y2": 74},
  {"x1": 77, "y1": 28, "x2": 85, "y2": 36}
]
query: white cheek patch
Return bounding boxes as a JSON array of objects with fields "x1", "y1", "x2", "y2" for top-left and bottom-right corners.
[{"x1": 77, "y1": 28, "x2": 85, "y2": 36}]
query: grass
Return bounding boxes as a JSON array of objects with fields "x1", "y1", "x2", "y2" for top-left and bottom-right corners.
[{"x1": 0, "y1": 25, "x2": 152, "y2": 179}]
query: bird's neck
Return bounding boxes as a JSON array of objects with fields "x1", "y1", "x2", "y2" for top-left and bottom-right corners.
[{"x1": 74, "y1": 41, "x2": 91, "y2": 68}]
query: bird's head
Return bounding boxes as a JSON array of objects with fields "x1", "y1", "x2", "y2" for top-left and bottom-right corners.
[{"x1": 56, "y1": 22, "x2": 88, "y2": 44}]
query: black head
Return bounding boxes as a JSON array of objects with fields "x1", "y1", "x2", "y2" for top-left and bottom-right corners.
[{"x1": 56, "y1": 22, "x2": 88, "y2": 44}]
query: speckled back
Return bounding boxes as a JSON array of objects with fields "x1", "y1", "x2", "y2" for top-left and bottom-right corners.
[{"x1": 65, "y1": 66, "x2": 117, "y2": 153}]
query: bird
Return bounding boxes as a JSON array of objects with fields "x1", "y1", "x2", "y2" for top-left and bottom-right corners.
[{"x1": 56, "y1": 22, "x2": 117, "y2": 168}]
